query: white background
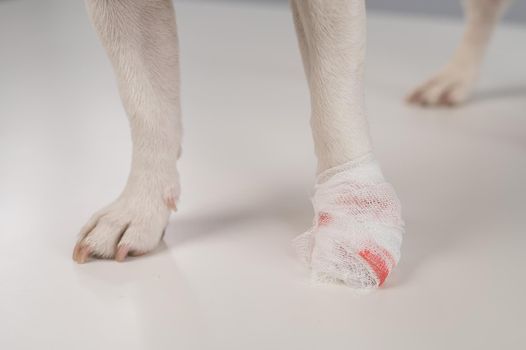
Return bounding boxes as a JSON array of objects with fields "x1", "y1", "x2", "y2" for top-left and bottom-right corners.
[{"x1": 0, "y1": 0, "x2": 525, "y2": 349}]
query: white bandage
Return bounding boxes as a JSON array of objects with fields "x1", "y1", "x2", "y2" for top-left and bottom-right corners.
[{"x1": 294, "y1": 154, "x2": 404, "y2": 288}]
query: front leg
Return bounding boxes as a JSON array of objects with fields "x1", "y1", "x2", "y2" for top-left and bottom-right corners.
[
  {"x1": 73, "y1": 0, "x2": 182, "y2": 263},
  {"x1": 407, "y1": 0, "x2": 511, "y2": 106},
  {"x1": 291, "y1": 0, "x2": 404, "y2": 288}
]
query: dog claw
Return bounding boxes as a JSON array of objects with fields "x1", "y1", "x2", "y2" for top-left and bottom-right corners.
[
  {"x1": 115, "y1": 245, "x2": 130, "y2": 262},
  {"x1": 76, "y1": 246, "x2": 91, "y2": 264}
]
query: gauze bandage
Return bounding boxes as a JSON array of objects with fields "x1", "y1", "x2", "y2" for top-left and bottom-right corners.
[{"x1": 294, "y1": 154, "x2": 404, "y2": 288}]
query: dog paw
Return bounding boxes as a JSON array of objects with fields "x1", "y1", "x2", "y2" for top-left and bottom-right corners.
[
  {"x1": 294, "y1": 155, "x2": 404, "y2": 289},
  {"x1": 407, "y1": 67, "x2": 477, "y2": 107},
  {"x1": 73, "y1": 185, "x2": 178, "y2": 264}
]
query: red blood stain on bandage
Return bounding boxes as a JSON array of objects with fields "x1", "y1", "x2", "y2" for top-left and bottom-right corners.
[
  {"x1": 358, "y1": 247, "x2": 394, "y2": 286},
  {"x1": 335, "y1": 185, "x2": 401, "y2": 225},
  {"x1": 318, "y1": 212, "x2": 332, "y2": 226},
  {"x1": 338, "y1": 193, "x2": 388, "y2": 213}
]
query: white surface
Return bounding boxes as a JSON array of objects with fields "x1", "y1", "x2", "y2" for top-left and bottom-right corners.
[{"x1": 1, "y1": 0, "x2": 525, "y2": 349}]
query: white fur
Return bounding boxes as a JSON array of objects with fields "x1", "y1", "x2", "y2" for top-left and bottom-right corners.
[
  {"x1": 408, "y1": 0, "x2": 511, "y2": 106},
  {"x1": 291, "y1": 0, "x2": 371, "y2": 173},
  {"x1": 74, "y1": 0, "x2": 182, "y2": 262},
  {"x1": 74, "y1": 0, "x2": 508, "y2": 288}
]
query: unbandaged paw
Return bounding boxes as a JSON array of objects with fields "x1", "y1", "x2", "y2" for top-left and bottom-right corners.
[
  {"x1": 73, "y1": 180, "x2": 179, "y2": 263},
  {"x1": 407, "y1": 66, "x2": 477, "y2": 107}
]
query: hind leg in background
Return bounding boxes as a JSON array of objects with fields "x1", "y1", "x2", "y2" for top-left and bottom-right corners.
[
  {"x1": 290, "y1": 0, "x2": 404, "y2": 288},
  {"x1": 407, "y1": 0, "x2": 511, "y2": 107},
  {"x1": 73, "y1": 0, "x2": 182, "y2": 263}
]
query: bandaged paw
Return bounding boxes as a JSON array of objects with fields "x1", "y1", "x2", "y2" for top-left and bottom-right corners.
[{"x1": 294, "y1": 154, "x2": 404, "y2": 289}]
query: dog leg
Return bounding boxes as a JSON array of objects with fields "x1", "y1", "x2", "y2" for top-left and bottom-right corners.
[
  {"x1": 291, "y1": 0, "x2": 404, "y2": 288},
  {"x1": 73, "y1": 0, "x2": 182, "y2": 263},
  {"x1": 407, "y1": 0, "x2": 511, "y2": 106}
]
